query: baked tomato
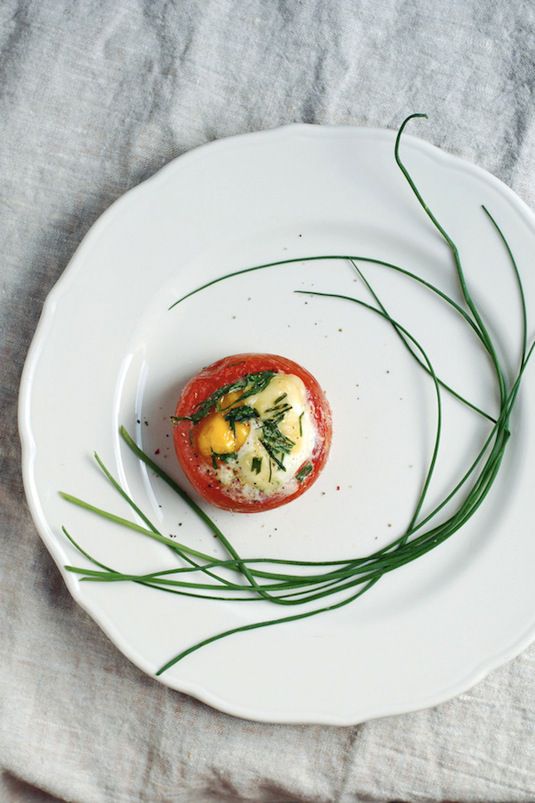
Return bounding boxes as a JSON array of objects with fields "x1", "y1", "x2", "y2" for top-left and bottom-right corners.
[{"x1": 172, "y1": 353, "x2": 332, "y2": 513}]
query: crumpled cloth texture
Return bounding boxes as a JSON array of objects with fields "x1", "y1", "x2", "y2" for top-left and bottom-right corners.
[{"x1": 1, "y1": 1, "x2": 535, "y2": 801}]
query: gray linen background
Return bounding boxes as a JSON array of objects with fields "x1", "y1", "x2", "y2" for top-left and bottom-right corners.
[{"x1": 1, "y1": 1, "x2": 535, "y2": 801}]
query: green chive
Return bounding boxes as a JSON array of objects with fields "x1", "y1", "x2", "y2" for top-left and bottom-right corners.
[
  {"x1": 295, "y1": 462, "x2": 313, "y2": 482},
  {"x1": 59, "y1": 114, "x2": 533, "y2": 676}
]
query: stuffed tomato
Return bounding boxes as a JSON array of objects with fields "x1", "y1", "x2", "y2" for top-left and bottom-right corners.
[{"x1": 172, "y1": 353, "x2": 332, "y2": 512}]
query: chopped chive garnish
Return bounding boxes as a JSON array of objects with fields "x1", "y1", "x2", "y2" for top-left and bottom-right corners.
[
  {"x1": 260, "y1": 420, "x2": 294, "y2": 455},
  {"x1": 224, "y1": 405, "x2": 258, "y2": 429},
  {"x1": 251, "y1": 457, "x2": 262, "y2": 474},
  {"x1": 211, "y1": 452, "x2": 238, "y2": 468},
  {"x1": 259, "y1": 439, "x2": 286, "y2": 471},
  {"x1": 258, "y1": 417, "x2": 294, "y2": 472},
  {"x1": 264, "y1": 403, "x2": 292, "y2": 414},
  {"x1": 299, "y1": 412, "x2": 304, "y2": 437},
  {"x1": 174, "y1": 371, "x2": 275, "y2": 425},
  {"x1": 273, "y1": 393, "x2": 287, "y2": 404},
  {"x1": 295, "y1": 462, "x2": 313, "y2": 482}
]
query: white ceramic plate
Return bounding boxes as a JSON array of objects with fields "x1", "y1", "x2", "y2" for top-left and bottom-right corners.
[{"x1": 19, "y1": 124, "x2": 535, "y2": 725}]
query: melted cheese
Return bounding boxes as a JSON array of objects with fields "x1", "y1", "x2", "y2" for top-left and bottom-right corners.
[{"x1": 214, "y1": 373, "x2": 316, "y2": 498}]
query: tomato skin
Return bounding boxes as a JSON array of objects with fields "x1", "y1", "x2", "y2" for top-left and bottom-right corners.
[{"x1": 173, "y1": 354, "x2": 332, "y2": 513}]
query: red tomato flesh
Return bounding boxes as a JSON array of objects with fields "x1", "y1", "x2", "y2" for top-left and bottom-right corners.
[{"x1": 173, "y1": 353, "x2": 332, "y2": 513}]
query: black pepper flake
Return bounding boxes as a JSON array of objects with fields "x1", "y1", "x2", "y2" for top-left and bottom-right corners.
[
  {"x1": 154, "y1": 449, "x2": 160, "y2": 455},
  {"x1": 136, "y1": 419, "x2": 141, "y2": 424}
]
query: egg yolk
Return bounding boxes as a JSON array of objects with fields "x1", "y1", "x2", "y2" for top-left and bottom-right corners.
[{"x1": 196, "y1": 392, "x2": 250, "y2": 457}]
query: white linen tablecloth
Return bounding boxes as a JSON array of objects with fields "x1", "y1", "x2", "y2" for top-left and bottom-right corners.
[{"x1": 1, "y1": 1, "x2": 535, "y2": 800}]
